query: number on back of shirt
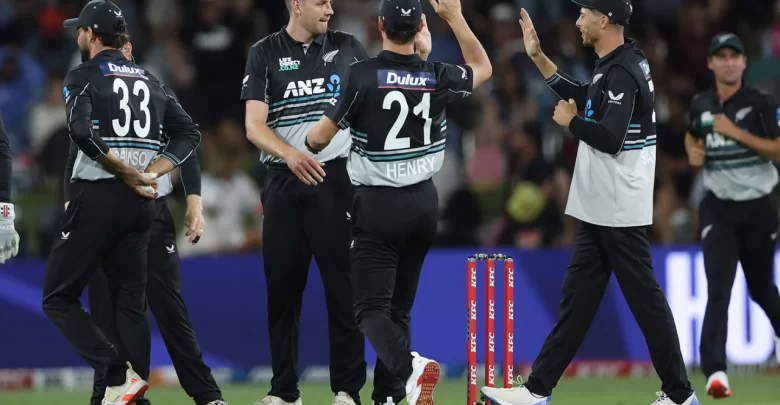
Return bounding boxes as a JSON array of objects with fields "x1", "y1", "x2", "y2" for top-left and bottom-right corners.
[
  {"x1": 111, "y1": 77, "x2": 151, "y2": 138},
  {"x1": 383, "y1": 91, "x2": 432, "y2": 151}
]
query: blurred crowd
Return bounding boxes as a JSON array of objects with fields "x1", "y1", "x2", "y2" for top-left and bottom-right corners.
[{"x1": 2, "y1": 0, "x2": 780, "y2": 257}]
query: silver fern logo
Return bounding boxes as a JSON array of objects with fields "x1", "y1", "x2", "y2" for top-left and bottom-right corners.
[{"x1": 322, "y1": 50, "x2": 340, "y2": 65}]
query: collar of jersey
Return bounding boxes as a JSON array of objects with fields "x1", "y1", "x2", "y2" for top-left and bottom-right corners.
[
  {"x1": 378, "y1": 50, "x2": 422, "y2": 63},
  {"x1": 93, "y1": 49, "x2": 125, "y2": 61},
  {"x1": 708, "y1": 84, "x2": 751, "y2": 105},
  {"x1": 280, "y1": 25, "x2": 325, "y2": 46},
  {"x1": 595, "y1": 37, "x2": 636, "y2": 67}
]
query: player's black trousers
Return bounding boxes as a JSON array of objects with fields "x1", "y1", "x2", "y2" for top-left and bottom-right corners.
[
  {"x1": 524, "y1": 222, "x2": 693, "y2": 404},
  {"x1": 43, "y1": 180, "x2": 157, "y2": 387},
  {"x1": 349, "y1": 179, "x2": 438, "y2": 405},
  {"x1": 88, "y1": 199, "x2": 223, "y2": 405},
  {"x1": 262, "y1": 158, "x2": 367, "y2": 403},
  {"x1": 698, "y1": 192, "x2": 780, "y2": 377}
]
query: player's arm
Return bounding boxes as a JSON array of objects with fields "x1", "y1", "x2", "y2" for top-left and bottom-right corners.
[
  {"x1": 713, "y1": 94, "x2": 780, "y2": 161},
  {"x1": 415, "y1": 14, "x2": 432, "y2": 61},
  {"x1": 180, "y1": 149, "x2": 205, "y2": 244},
  {"x1": 63, "y1": 71, "x2": 157, "y2": 196},
  {"x1": 429, "y1": 0, "x2": 491, "y2": 89},
  {"x1": 307, "y1": 66, "x2": 360, "y2": 153},
  {"x1": 242, "y1": 45, "x2": 298, "y2": 160},
  {"x1": 0, "y1": 112, "x2": 11, "y2": 204},
  {"x1": 518, "y1": 9, "x2": 588, "y2": 105},
  {"x1": 685, "y1": 132, "x2": 705, "y2": 166},
  {"x1": 63, "y1": 141, "x2": 78, "y2": 208},
  {"x1": 566, "y1": 67, "x2": 637, "y2": 155},
  {"x1": 146, "y1": 86, "x2": 201, "y2": 176}
]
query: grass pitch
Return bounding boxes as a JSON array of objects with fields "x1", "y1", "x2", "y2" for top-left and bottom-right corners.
[{"x1": 0, "y1": 376, "x2": 778, "y2": 405}]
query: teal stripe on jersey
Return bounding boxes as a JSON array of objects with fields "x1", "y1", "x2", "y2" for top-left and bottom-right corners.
[
  {"x1": 623, "y1": 139, "x2": 657, "y2": 150},
  {"x1": 350, "y1": 129, "x2": 367, "y2": 138},
  {"x1": 629, "y1": 124, "x2": 641, "y2": 128},
  {"x1": 706, "y1": 156, "x2": 768, "y2": 171},
  {"x1": 441, "y1": 120, "x2": 447, "y2": 127},
  {"x1": 105, "y1": 141, "x2": 161, "y2": 151},
  {"x1": 271, "y1": 115, "x2": 322, "y2": 129},
  {"x1": 270, "y1": 93, "x2": 334, "y2": 108},
  {"x1": 706, "y1": 144, "x2": 748, "y2": 153},
  {"x1": 585, "y1": 117, "x2": 599, "y2": 123},
  {"x1": 352, "y1": 144, "x2": 446, "y2": 162},
  {"x1": 91, "y1": 120, "x2": 99, "y2": 123}
]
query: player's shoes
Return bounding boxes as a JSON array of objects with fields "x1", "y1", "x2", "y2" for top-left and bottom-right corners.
[
  {"x1": 652, "y1": 390, "x2": 699, "y2": 405},
  {"x1": 206, "y1": 401, "x2": 229, "y2": 405},
  {"x1": 705, "y1": 371, "x2": 732, "y2": 399},
  {"x1": 255, "y1": 396, "x2": 302, "y2": 405},
  {"x1": 101, "y1": 363, "x2": 149, "y2": 405},
  {"x1": 404, "y1": 351, "x2": 441, "y2": 405},
  {"x1": 775, "y1": 335, "x2": 780, "y2": 363},
  {"x1": 480, "y1": 385, "x2": 550, "y2": 405},
  {"x1": 333, "y1": 392, "x2": 356, "y2": 405}
]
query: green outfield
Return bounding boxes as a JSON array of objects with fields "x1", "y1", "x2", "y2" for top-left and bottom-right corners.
[{"x1": 1, "y1": 376, "x2": 778, "y2": 405}]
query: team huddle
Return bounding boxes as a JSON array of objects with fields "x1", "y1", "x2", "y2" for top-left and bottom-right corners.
[{"x1": 0, "y1": 0, "x2": 776, "y2": 405}]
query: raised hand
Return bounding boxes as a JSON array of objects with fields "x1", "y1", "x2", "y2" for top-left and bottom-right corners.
[
  {"x1": 518, "y1": 8, "x2": 542, "y2": 59},
  {"x1": 428, "y1": 0, "x2": 462, "y2": 21}
]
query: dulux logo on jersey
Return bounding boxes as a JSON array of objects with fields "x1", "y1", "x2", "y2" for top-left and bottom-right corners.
[
  {"x1": 639, "y1": 60, "x2": 651, "y2": 80},
  {"x1": 378, "y1": 70, "x2": 436, "y2": 91},
  {"x1": 100, "y1": 62, "x2": 148, "y2": 79}
]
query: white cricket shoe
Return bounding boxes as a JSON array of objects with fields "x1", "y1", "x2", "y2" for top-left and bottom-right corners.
[
  {"x1": 101, "y1": 363, "x2": 148, "y2": 405},
  {"x1": 404, "y1": 352, "x2": 441, "y2": 405},
  {"x1": 651, "y1": 390, "x2": 699, "y2": 405},
  {"x1": 480, "y1": 385, "x2": 550, "y2": 405},
  {"x1": 705, "y1": 371, "x2": 732, "y2": 399},
  {"x1": 206, "y1": 401, "x2": 228, "y2": 405},
  {"x1": 255, "y1": 396, "x2": 302, "y2": 405},
  {"x1": 333, "y1": 392, "x2": 356, "y2": 405}
]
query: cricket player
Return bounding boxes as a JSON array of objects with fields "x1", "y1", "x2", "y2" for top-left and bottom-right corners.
[
  {"x1": 43, "y1": 2, "x2": 199, "y2": 404},
  {"x1": 481, "y1": 1, "x2": 698, "y2": 405},
  {"x1": 241, "y1": 0, "x2": 371, "y2": 403},
  {"x1": 686, "y1": 32, "x2": 780, "y2": 399},
  {"x1": 0, "y1": 110, "x2": 19, "y2": 264},
  {"x1": 305, "y1": 0, "x2": 491, "y2": 404}
]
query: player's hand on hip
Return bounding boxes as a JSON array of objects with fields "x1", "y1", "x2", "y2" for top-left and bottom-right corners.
[
  {"x1": 0, "y1": 205, "x2": 20, "y2": 264},
  {"x1": 185, "y1": 196, "x2": 205, "y2": 244},
  {"x1": 428, "y1": 0, "x2": 462, "y2": 21},
  {"x1": 286, "y1": 150, "x2": 326, "y2": 185},
  {"x1": 415, "y1": 15, "x2": 433, "y2": 57},
  {"x1": 519, "y1": 8, "x2": 542, "y2": 59},
  {"x1": 121, "y1": 170, "x2": 159, "y2": 198}
]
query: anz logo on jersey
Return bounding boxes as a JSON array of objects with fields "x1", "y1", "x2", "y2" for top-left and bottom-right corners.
[
  {"x1": 378, "y1": 70, "x2": 436, "y2": 91},
  {"x1": 283, "y1": 75, "x2": 341, "y2": 103}
]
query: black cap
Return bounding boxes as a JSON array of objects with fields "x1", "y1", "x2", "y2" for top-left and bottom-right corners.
[
  {"x1": 63, "y1": 0, "x2": 127, "y2": 35},
  {"x1": 380, "y1": 0, "x2": 423, "y2": 30},
  {"x1": 571, "y1": 0, "x2": 633, "y2": 26},
  {"x1": 709, "y1": 32, "x2": 745, "y2": 56}
]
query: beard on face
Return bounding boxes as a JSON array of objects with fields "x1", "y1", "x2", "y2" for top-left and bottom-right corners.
[{"x1": 80, "y1": 47, "x2": 91, "y2": 62}]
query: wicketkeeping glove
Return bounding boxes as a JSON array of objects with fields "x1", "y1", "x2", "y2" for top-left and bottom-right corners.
[{"x1": 0, "y1": 203, "x2": 19, "y2": 263}]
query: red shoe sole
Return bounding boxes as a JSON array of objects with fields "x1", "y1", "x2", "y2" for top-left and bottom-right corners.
[
  {"x1": 707, "y1": 380, "x2": 732, "y2": 399},
  {"x1": 125, "y1": 384, "x2": 149, "y2": 405},
  {"x1": 416, "y1": 362, "x2": 441, "y2": 405}
]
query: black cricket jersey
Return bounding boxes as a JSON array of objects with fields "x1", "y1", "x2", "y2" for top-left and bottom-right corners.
[
  {"x1": 240, "y1": 26, "x2": 369, "y2": 164},
  {"x1": 688, "y1": 85, "x2": 780, "y2": 201},
  {"x1": 63, "y1": 50, "x2": 200, "y2": 182},
  {"x1": 543, "y1": 39, "x2": 657, "y2": 227},
  {"x1": 324, "y1": 51, "x2": 473, "y2": 187}
]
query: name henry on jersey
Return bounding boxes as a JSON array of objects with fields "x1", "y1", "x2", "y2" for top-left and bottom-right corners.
[
  {"x1": 378, "y1": 70, "x2": 436, "y2": 91},
  {"x1": 386, "y1": 155, "x2": 437, "y2": 179},
  {"x1": 100, "y1": 62, "x2": 148, "y2": 79}
]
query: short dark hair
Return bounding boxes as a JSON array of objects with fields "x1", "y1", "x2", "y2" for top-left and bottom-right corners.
[
  {"x1": 385, "y1": 23, "x2": 417, "y2": 45},
  {"x1": 96, "y1": 32, "x2": 130, "y2": 49}
]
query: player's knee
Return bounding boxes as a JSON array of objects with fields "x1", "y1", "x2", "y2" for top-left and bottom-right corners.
[
  {"x1": 42, "y1": 293, "x2": 67, "y2": 317},
  {"x1": 747, "y1": 284, "x2": 780, "y2": 307}
]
